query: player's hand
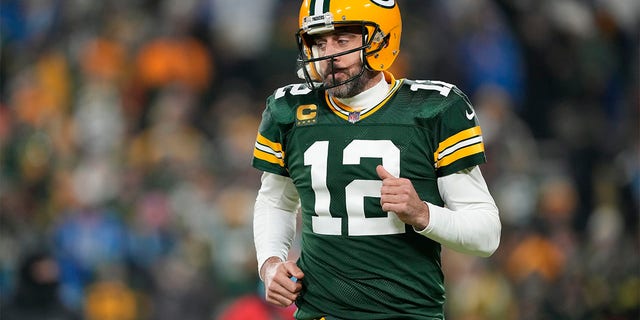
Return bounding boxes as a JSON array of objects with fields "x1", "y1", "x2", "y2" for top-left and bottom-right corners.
[
  {"x1": 261, "y1": 257, "x2": 305, "y2": 307},
  {"x1": 376, "y1": 165, "x2": 430, "y2": 230}
]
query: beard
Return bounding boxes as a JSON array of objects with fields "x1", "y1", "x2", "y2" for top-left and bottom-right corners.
[{"x1": 323, "y1": 64, "x2": 378, "y2": 98}]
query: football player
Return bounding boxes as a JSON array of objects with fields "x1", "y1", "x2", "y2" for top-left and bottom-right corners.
[{"x1": 252, "y1": 0, "x2": 501, "y2": 319}]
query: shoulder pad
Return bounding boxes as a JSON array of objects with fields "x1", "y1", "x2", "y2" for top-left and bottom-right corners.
[
  {"x1": 401, "y1": 79, "x2": 457, "y2": 100},
  {"x1": 269, "y1": 83, "x2": 316, "y2": 104},
  {"x1": 398, "y1": 79, "x2": 471, "y2": 116},
  {"x1": 265, "y1": 83, "x2": 321, "y2": 124}
]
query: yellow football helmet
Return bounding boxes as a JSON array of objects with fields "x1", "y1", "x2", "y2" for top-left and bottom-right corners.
[{"x1": 296, "y1": 0, "x2": 402, "y2": 89}]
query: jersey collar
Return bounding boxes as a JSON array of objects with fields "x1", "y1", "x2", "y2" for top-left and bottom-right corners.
[{"x1": 325, "y1": 71, "x2": 402, "y2": 123}]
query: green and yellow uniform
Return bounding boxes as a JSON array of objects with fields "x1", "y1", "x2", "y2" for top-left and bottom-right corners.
[{"x1": 253, "y1": 73, "x2": 486, "y2": 319}]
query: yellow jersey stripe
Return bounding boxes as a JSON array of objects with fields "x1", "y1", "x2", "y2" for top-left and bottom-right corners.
[
  {"x1": 364, "y1": 79, "x2": 403, "y2": 117},
  {"x1": 325, "y1": 98, "x2": 352, "y2": 121},
  {"x1": 253, "y1": 148, "x2": 285, "y2": 167},
  {"x1": 256, "y1": 133, "x2": 283, "y2": 152},
  {"x1": 435, "y1": 142, "x2": 484, "y2": 168},
  {"x1": 434, "y1": 126, "x2": 482, "y2": 160}
]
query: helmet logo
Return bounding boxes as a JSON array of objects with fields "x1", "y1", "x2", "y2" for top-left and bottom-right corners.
[{"x1": 370, "y1": 0, "x2": 395, "y2": 8}]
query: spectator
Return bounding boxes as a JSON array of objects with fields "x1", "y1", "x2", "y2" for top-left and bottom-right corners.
[{"x1": 1, "y1": 250, "x2": 80, "y2": 320}]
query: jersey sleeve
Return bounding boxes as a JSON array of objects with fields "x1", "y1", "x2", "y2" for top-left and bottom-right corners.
[
  {"x1": 433, "y1": 86, "x2": 486, "y2": 177},
  {"x1": 252, "y1": 95, "x2": 290, "y2": 177}
]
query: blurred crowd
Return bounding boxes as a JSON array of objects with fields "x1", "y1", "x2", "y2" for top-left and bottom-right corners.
[{"x1": 0, "y1": 0, "x2": 638, "y2": 319}]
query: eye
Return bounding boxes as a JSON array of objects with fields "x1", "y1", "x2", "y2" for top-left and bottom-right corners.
[
  {"x1": 337, "y1": 38, "x2": 350, "y2": 46},
  {"x1": 336, "y1": 34, "x2": 358, "y2": 47},
  {"x1": 314, "y1": 39, "x2": 327, "y2": 50}
]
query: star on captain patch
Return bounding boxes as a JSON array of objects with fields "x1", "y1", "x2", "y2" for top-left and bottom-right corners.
[{"x1": 348, "y1": 111, "x2": 360, "y2": 123}]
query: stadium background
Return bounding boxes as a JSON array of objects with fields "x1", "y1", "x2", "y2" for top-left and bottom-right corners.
[{"x1": 0, "y1": 0, "x2": 638, "y2": 319}]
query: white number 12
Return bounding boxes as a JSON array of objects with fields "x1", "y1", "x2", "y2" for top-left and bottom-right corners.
[{"x1": 304, "y1": 140, "x2": 405, "y2": 236}]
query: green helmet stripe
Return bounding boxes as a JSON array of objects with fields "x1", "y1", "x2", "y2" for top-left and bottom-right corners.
[
  {"x1": 310, "y1": 0, "x2": 330, "y2": 16},
  {"x1": 323, "y1": 0, "x2": 330, "y2": 14},
  {"x1": 309, "y1": 0, "x2": 316, "y2": 15}
]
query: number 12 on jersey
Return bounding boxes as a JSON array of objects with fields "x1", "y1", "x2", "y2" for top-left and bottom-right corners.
[{"x1": 304, "y1": 139, "x2": 406, "y2": 236}]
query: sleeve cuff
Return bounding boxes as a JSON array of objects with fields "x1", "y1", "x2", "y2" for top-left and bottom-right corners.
[{"x1": 413, "y1": 202, "x2": 448, "y2": 235}]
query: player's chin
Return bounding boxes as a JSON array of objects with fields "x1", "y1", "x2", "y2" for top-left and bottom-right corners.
[{"x1": 326, "y1": 83, "x2": 354, "y2": 98}]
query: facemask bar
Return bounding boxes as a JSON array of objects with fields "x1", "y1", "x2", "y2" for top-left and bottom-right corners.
[{"x1": 296, "y1": 21, "x2": 385, "y2": 90}]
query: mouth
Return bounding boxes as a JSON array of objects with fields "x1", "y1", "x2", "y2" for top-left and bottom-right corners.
[{"x1": 325, "y1": 69, "x2": 348, "y2": 81}]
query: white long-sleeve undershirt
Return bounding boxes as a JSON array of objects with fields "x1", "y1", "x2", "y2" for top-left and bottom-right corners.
[
  {"x1": 417, "y1": 166, "x2": 501, "y2": 257},
  {"x1": 253, "y1": 173, "x2": 300, "y2": 277},
  {"x1": 253, "y1": 166, "x2": 501, "y2": 275}
]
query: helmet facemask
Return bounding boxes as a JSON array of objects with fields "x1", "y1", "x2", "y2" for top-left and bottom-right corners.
[{"x1": 296, "y1": 16, "x2": 388, "y2": 91}]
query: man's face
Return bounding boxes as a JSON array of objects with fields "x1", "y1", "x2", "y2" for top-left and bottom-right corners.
[{"x1": 311, "y1": 28, "x2": 375, "y2": 98}]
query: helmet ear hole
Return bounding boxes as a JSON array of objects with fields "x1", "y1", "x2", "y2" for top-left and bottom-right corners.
[
  {"x1": 382, "y1": 34, "x2": 390, "y2": 48},
  {"x1": 372, "y1": 30, "x2": 385, "y2": 44}
]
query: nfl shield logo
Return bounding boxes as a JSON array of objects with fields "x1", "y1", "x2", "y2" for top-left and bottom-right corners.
[{"x1": 348, "y1": 111, "x2": 360, "y2": 123}]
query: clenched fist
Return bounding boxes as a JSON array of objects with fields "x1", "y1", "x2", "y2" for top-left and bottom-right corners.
[{"x1": 376, "y1": 165, "x2": 430, "y2": 230}]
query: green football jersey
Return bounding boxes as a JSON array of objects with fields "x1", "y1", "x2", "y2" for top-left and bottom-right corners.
[{"x1": 253, "y1": 73, "x2": 486, "y2": 319}]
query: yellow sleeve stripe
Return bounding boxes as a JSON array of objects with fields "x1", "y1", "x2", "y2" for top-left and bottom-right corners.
[
  {"x1": 435, "y1": 142, "x2": 484, "y2": 168},
  {"x1": 254, "y1": 133, "x2": 285, "y2": 167},
  {"x1": 256, "y1": 133, "x2": 283, "y2": 152},
  {"x1": 434, "y1": 126, "x2": 482, "y2": 158},
  {"x1": 254, "y1": 148, "x2": 285, "y2": 167},
  {"x1": 434, "y1": 126, "x2": 484, "y2": 168}
]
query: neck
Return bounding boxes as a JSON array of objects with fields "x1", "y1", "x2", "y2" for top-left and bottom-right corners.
[{"x1": 334, "y1": 73, "x2": 389, "y2": 111}]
